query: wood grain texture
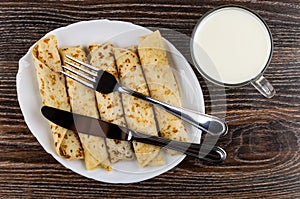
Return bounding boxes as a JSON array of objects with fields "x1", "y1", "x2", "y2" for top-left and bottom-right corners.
[{"x1": 0, "y1": 0, "x2": 300, "y2": 198}]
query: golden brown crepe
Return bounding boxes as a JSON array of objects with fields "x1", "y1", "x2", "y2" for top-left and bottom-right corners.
[
  {"x1": 88, "y1": 42, "x2": 134, "y2": 163},
  {"x1": 59, "y1": 46, "x2": 111, "y2": 171},
  {"x1": 138, "y1": 31, "x2": 189, "y2": 154},
  {"x1": 32, "y1": 35, "x2": 84, "y2": 160},
  {"x1": 114, "y1": 47, "x2": 165, "y2": 167}
]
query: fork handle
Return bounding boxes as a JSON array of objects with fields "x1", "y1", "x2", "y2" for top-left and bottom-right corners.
[
  {"x1": 118, "y1": 86, "x2": 228, "y2": 137},
  {"x1": 130, "y1": 131, "x2": 226, "y2": 163}
]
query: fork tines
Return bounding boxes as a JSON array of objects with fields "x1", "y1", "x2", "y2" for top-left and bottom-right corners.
[{"x1": 61, "y1": 55, "x2": 99, "y2": 90}]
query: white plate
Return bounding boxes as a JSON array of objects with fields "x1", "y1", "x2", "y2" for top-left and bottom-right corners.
[{"x1": 16, "y1": 19, "x2": 204, "y2": 183}]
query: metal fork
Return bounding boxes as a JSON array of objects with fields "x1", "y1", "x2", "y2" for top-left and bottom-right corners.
[{"x1": 62, "y1": 55, "x2": 228, "y2": 137}]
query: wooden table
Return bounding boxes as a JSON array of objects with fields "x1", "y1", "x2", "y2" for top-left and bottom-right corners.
[{"x1": 1, "y1": 0, "x2": 299, "y2": 198}]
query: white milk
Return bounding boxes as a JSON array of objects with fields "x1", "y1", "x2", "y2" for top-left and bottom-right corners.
[{"x1": 192, "y1": 7, "x2": 272, "y2": 85}]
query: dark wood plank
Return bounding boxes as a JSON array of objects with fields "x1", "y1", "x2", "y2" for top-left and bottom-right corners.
[{"x1": 0, "y1": 0, "x2": 299, "y2": 198}]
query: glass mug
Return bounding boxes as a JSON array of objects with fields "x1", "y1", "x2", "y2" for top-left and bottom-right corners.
[{"x1": 191, "y1": 5, "x2": 275, "y2": 98}]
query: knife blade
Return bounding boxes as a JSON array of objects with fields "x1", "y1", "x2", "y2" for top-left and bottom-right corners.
[{"x1": 41, "y1": 106, "x2": 226, "y2": 163}]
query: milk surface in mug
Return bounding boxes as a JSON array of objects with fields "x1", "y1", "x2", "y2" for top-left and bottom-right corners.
[{"x1": 192, "y1": 7, "x2": 272, "y2": 85}]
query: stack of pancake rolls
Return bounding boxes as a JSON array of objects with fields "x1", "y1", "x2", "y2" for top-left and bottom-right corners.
[{"x1": 32, "y1": 30, "x2": 189, "y2": 170}]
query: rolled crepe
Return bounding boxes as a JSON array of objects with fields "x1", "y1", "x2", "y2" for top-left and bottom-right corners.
[
  {"x1": 59, "y1": 46, "x2": 111, "y2": 171},
  {"x1": 88, "y1": 42, "x2": 134, "y2": 163},
  {"x1": 114, "y1": 48, "x2": 165, "y2": 168},
  {"x1": 138, "y1": 31, "x2": 189, "y2": 154},
  {"x1": 32, "y1": 35, "x2": 84, "y2": 160}
]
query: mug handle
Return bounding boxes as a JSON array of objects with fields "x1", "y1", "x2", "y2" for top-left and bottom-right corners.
[{"x1": 251, "y1": 75, "x2": 275, "y2": 98}]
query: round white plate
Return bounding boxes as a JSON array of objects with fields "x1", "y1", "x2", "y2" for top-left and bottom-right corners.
[{"x1": 17, "y1": 19, "x2": 204, "y2": 183}]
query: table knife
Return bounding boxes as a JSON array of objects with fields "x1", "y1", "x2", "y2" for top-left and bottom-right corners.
[{"x1": 41, "y1": 106, "x2": 226, "y2": 163}]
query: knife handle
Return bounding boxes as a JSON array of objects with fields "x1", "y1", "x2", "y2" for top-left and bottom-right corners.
[{"x1": 131, "y1": 132, "x2": 226, "y2": 163}]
